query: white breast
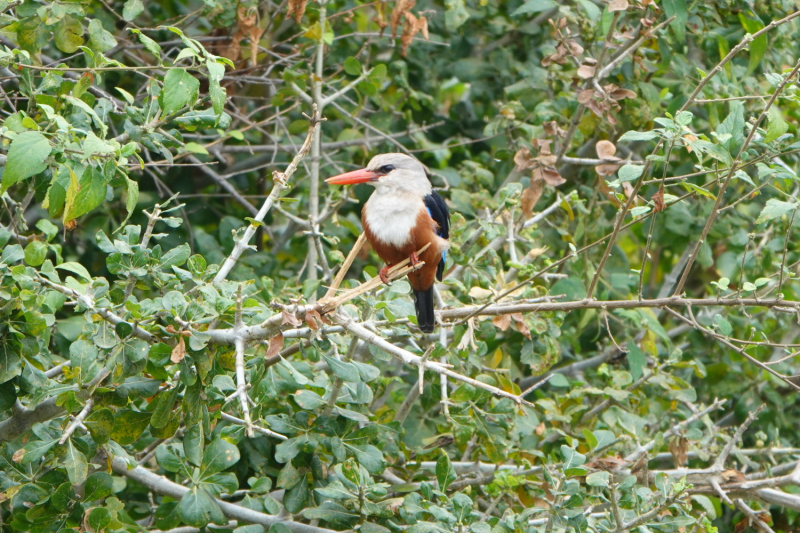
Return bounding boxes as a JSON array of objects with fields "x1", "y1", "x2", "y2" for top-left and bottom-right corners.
[{"x1": 363, "y1": 192, "x2": 424, "y2": 247}]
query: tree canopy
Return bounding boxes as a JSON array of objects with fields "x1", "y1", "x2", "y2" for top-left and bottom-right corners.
[{"x1": 2, "y1": 0, "x2": 800, "y2": 532}]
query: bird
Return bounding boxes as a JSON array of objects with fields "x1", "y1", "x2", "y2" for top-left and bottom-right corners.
[{"x1": 326, "y1": 153, "x2": 450, "y2": 333}]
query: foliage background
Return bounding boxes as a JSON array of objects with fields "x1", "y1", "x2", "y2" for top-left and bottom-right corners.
[{"x1": 2, "y1": 0, "x2": 800, "y2": 532}]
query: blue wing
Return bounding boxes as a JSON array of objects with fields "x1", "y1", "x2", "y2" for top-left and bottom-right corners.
[{"x1": 423, "y1": 192, "x2": 450, "y2": 281}]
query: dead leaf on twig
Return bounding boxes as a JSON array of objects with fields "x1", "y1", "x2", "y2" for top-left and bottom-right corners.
[
  {"x1": 511, "y1": 313, "x2": 531, "y2": 339},
  {"x1": 305, "y1": 308, "x2": 323, "y2": 330},
  {"x1": 390, "y1": 0, "x2": 415, "y2": 39},
  {"x1": 652, "y1": 185, "x2": 666, "y2": 213},
  {"x1": 226, "y1": 6, "x2": 263, "y2": 66},
  {"x1": 668, "y1": 435, "x2": 688, "y2": 467},
  {"x1": 281, "y1": 309, "x2": 303, "y2": 327},
  {"x1": 721, "y1": 469, "x2": 747, "y2": 483},
  {"x1": 595, "y1": 140, "x2": 623, "y2": 176},
  {"x1": 170, "y1": 336, "x2": 186, "y2": 364},
  {"x1": 265, "y1": 333, "x2": 284, "y2": 359},
  {"x1": 608, "y1": 0, "x2": 629, "y2": 12},
  {"x1": 287, "y1": 0, "x2": 307, "y2": 23},
  {"x1": 492, "y1": 314, "x2": 511, "y2": 331},
  {"x1": 400, "y1": 11, "x2": 428, "y2": 56},
  {"x1": 521, "y1": 178, "x2": 545, "y2": 219}
]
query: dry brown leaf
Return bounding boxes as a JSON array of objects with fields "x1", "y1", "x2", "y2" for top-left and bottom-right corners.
[
  {"x1": 608, "y1": 0, "x2": 629, "y2": 11},
  {"x1": 266, "y1": 333, "x2": 284, "y2": 359},
  {"x1": 511, "y1": 313, "x2": 531, "y2": 339},
  {"x1": 668, "y1": 436, "x2": 689, "y2": 467},
  {"x1": 721, "y1": 469, "x2": 747, "y2": 483},
  {"x1": 533, "y1": 166, "x2": 566, "y2": 187},
  {"x1": 373, "y1": 2, "x2": 389, "y2": 33},
  {"x1": 535, "y1": 421, "x2": 546, "y2": 435},
  {"x1": 287, "y1": 0, "x2": 307, "y2": 23},
  {"x1": 170, "y1": 336, "x2": 186, "y2": 364},
  {"x1": 281, "y1": 309, "x2": 303, "y2": 327},
  {"x1": 577, "y1": 89, "x2": 596, "y2": 104},
  {"x1": 596, "y1": 163, "x2": 622, "y2": 176},
  {"x1": 390, "y1": 0, "x2": 415, "y2": 39},
  {"x1": 64, "y1": 219, "x2": 77, "y2": 231},
  {"x1": 514, "y1": 148, "x2": 536, "y2": 170},
  {"x1": 11, "y1": 449, "x2": 24, "y2": 463},
  {"x1": 577, "y1": 63, "x2": 596, "y2": 79},
  {"x1": 521, "y1": 178, "x2": 545, "y2": 219},
  {"x1": 543, "y1": 121, "x2": 566, "y2": 137},
  {"x1": 492, "y1": 314, "x2": 511, "y2": 331},
  {"x1": 608, "y1": 87, "x2": 637, "y2": 100},
  {"x1": 652, "y1": 185, "x2": 666, "y2": 213},
  {"x1": 566, "y1": 39, "x2": 584, "y2": 56},
  {"x1": 595, "y1": 140, "x2": 620, "y2": 160},
  {"x1": 305, "y1": 308, "x2": 323, "y2": 330},
  {"x1": 400, "y1": 11, "x2": 428, "y2": 57}
]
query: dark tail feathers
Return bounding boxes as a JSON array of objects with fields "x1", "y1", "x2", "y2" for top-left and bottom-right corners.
[{"x1": 414, "y1": 288, "x2": 435, "y2": 333}]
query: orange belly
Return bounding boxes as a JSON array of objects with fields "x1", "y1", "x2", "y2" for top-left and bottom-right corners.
[{"x1": 362, "y1": 208, "x2": 441, "y2": 291}]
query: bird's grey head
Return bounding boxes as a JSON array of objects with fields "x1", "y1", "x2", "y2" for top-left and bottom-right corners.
[
  {"x1": 325, "y1": 152, "x2": 432, "y2": 196},
  {"x1": 365, "y1": 153, "x2": 432, "y2": 196}
]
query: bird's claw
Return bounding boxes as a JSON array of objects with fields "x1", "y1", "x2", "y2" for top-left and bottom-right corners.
[
  {"x1": 409, "y1": 252, "x2": 421, "y2": 266},
  {"x1": 379, "y1": 265, "x2": 392, "y2": 285}
]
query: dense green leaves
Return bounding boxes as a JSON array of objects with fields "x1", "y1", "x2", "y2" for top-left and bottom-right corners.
[{"x1": 3, "y1": 2, "x2": 800, "y2": 533}]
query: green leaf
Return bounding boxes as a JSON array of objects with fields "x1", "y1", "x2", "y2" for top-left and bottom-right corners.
[
  {"x1": 618, "y1": 164, "x2": 644, "y2": 182},
  {"x1": 661, "y1": 0, "x2": 688, "y2": 43},
  {"x1": 160, "y1": 69, "x2": 200, "y2": 115},
  {"x1": 178, "y1": 487, "x2": 226, "y2": 528},
  {"x1": 712, "y1": 314, "x2": 732, "y2": 337},
  {"x1": 575, "y1": 0, "x2": 601, "y2": 20},
  {"x1": 344, "y1": 57, "x2": 361, "y2": 76},
  {"x1": 184, "y1": 142, "x2": 208, "y2": 155},
  {"x1": 585, "y1": 471, "x2": 610, "y2": 488},
  {"x1": 110, "y1": 409, "x2": 152, "y2": 445},
  {"x1": 765, "y1": 106, "x2": 788, "y2": 143},
  {"x1": 716, "y1": 101, "x2": 744, "y2": 154},
  {"x1": 435, "y1": 451, "x2": 456, "y2": 491},
  {"x1": 321, "y1": 354, "x2": 361, "y2": 383},
  {"x1": 681, "y1": 182, "x2": 716, "y2": 200},
  {"x1": 618, "y1": 130, "x2": 659, "y2": 142},
  {"x1": 757, "y1": 198, "x2": 797, "y2": 224},
  {"x1": 88, "y1": 19, "x2": 117, "y2": 52},
  {"x1": 66, "y1": 168, "x2": 105, "y2": 221},
  {"x1": 122, "y1": 0, "x2": 144, "y2": 21},
  {"x1": 202, "y1": 439, "x2": 241, "y2": 476},
  {"x1": 184, "y1": 423, "x2": 204, "y2": 467},
  {"x1": 561, "y1": 445, "x2": 586, "y2": 469},
  {"x1": 87, "y1": 508, "x2": 111, "y2": 531},
  {"x1": 512, "y1": 0, "x2": 558, "y2": 16},
  {"x1": 1, "y1": 131, "x2": 51, "y2": 193},
  {"x1": 445, "y1": 0, "x2": 470, "y2": 30},
  {"x1": 84, "y1": 472, "x2": 114, "y2": 502},
  {"x1": 54, "y1": 16, "x2": 84, "y2": 53},
  {"x1": 151, "y1": 386, "x2": 180, "y2": 429},
  {"x1": 84, "y1": 408, "x2": 114, "y2": 444},
  {"x1": 56, "y1": 261, "x2": 92, "y2": 281},
  {"x1": 65, "y1": 439, "x2": 88, "y2": 485},
  {"x1": 131, "y1": 29, "x2": 161, "y2": 56},
  {"x1": 739, "y1": 13, "x2": 766, "y2": 74},
  {"x1": 24, "y1": 241, "x2": 47, "y2": 266},
  {"x1": 18, "y1": 438, "x2": 58, "y2": 464},
  {"x1": 161, "y1": 243, "x2": 191, "y2": 268}
]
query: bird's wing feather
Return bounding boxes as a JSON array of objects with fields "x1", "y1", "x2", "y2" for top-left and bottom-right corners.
[{"x1": 423, "y1": 192, "x2": 450, "y2": 280}]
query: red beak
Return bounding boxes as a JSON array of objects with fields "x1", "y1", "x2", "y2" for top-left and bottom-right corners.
[{"x1": 325, "y1": 168, "x2": 379, "y2": 185}]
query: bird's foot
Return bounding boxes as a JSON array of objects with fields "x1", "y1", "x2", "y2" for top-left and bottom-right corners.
[
  {"x1": 379, "y1": 265, "x2": 392, "y2": 285},
  {"x1": 409, "y1": 252, "x2": 421, "y2": 266}
]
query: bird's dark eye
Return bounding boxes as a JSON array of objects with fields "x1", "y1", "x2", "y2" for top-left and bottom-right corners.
[{"x1": 379, "y1": 164, "x2": 395, "y2": 174}]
